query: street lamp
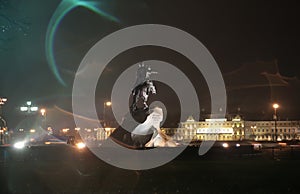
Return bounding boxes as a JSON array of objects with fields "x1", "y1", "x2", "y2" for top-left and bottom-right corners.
[
  {"x1": 40, "y1": 108, "x2": 46, "y2": 116},
  {"x1": 40, "y1": 108, "x2": 47, "y2": 129},
  {"x1": 0, "y1": 97, "x2": 7, "y2": 115},
  {"x1": 20, "y1": 101, "x2": 38, "y2": 113},
  {"x1": 251, "y1": 125, "x2": 257, "y2": 141},
  {"x1": 103, "y1": 101, "x2": 112, "y2": 127},
  {"x1": 0, "y1": 97, "x2": 7, "y2": 105},
  {"x1": 273, "y1": 103, "x2": 279, "y2": 142},
  {"x1": 0, "y1": 97, "x2": 8, "y2": 145}
]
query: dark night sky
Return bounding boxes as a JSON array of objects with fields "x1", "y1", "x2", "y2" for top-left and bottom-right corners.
[{"x1": 1, "y1": 0, "x2": 300, "y2": 129}]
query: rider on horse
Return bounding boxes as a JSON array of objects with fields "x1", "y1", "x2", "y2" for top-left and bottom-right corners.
[{"x1": 131, "y1": 63, "x2": 157, "y2": 111}]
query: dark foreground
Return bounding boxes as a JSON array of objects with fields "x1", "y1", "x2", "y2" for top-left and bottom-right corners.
[{"x1": 1, "y1": 144, "x2": 300, "y2": 194}]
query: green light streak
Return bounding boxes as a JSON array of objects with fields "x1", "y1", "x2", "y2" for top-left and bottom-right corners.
[{"x1": 45, "y1": 0, "x2": 119, "y2": 86}]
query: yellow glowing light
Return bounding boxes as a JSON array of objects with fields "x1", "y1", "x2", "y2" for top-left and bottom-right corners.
[
  {"x1": 40, "y1": 108, "x2": 46, "y2": 116},
  {"x1": 273, "y1": 103, "x2": 279, "y2": 109},
  {"x1": 76, "y1": 142, "x2": 86, "y2": 149},
  {"x1": 278, "y1": 142, "x2": 287, "y2": 147},
  {"x1": 222, "y1": 143, "x2": 229, "y2": 148},
  {"x1": 105, "y1": 101, "x2": 112, "y2": 106},
  {"x1": 62, "y1": 128, "x2": 69, "y2": 133}
]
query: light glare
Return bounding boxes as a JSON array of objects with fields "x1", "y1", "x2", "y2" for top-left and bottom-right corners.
[
  {"x1": 14, "y1": 141, "x2": 25, "y2": 149},
  {"x1": 222, "y1": 143, "x2": 229, "y2": 148},
  {"x1": 273, "y1": 103, "x2": 279, "y2": 109},
  {"x1": 20, "y1": 107, "x2": 28, "y2": 111},
  {"x1": 105, "y1": 101, "x2": 112, "y2": 106},
  {"x1": 30, "y1": 107, "x2": 38, "y2": 111},
  {"x1": 76, "y1": 142, "x2": 86, "y2": 149}
]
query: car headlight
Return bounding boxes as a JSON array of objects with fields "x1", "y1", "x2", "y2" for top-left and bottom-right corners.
[
  {"x1": 13, "y1": 141, "x2": 26, "y2": 149},
  {"x1": 76, "y1": 142, "x2": 86, "y2": 149},
  {"x1": 222, "y1": 142, "x2": 229, "y2": 148}
]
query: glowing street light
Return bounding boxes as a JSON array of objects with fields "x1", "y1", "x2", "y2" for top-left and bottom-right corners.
[
  {"x1": 103, "y1": 101, "x2": 112, "y2": 127},
  {"x1": 20, "y1": 101, "x2": 38, "y2": 113},
  {"x1": 40, "y1": 108, "x2": 46, "y2": 116},
  {"x1": 0, "y1": 97, "x2": 7, "y2": 105},
  {"x1": 272, "y1": 103, "x2": 279, "y2": 141},
  {"x1": 250, "y1": 125, "x2": 257, "y2": 140},
  {"x1": 0, "y1": 97, "x2": 8, "y2": 145},
  {"x1": 0, "y1": 97, "x2": 7, "y2": 115},
  {"x1": 40, "y1": 108, "x2": 47, "y2": 129},
  {"x1": 273, "y1": 103, "x2": 279, "y2": 115}
]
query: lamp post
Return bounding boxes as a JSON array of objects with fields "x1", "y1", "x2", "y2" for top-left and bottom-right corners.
[
  {"x1": 251, "y1": 125, "x2": 257, "y2": 141},
  {"x1": 40, "y1": 108, "x2": 46, "y2": 116},
  {"x1": 19, "y1": 101, "x2": 39, "y2": 133},
  {"x1": 103, "y1": 101, "x2": 112, "y2": 127},
  {"x1": 20, "y1": 101, "x2": 38, "y2": 113},
  {"x1": 0, "y1": 97, "x2": 8, "y2": 145},
  {"x1": 40, "y1": 108, "x2": 46, "y2": 129},
  {"x1": 0, "y1": 97, "x2": 7, "y2": 115},
  {"x1": 273, "y1": 103, "x2": 279, "y2": 142}
]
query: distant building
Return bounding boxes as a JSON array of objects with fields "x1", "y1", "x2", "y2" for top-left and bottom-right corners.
[
  {"x1": 164, "y1": 115, "x2": 245, "y2": 141},
  {"x1": 163, "y1": 115, "x2": 300, "y2": 142},
  {"x1": 244, "y1": 120, "x2": 300, "y2": 141}
]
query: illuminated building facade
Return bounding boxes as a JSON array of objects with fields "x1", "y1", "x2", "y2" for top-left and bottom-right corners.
[
  {"x1": 245, "y1": 120, "x2": 300, "y2": 141},
  {"x1": 163, "y1": 115, "x2": 245, "y2": 141},
  {"x1": 163, "y1": 115, "x2": 300, "y2": 142}
]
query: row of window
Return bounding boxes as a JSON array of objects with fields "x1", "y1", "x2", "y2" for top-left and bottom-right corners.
[
  {"x1": 255, "y1": 135, "x2": 294, "y2": 139},
  {"x1": 183, "y1": 122, "x2": 243, "y2": 128},
  {"x1": 184, "y1": 122, "x2": 299, "y2": 128},
  {"x1": 253, "y1": 122, "x2": 297, "y2": 126},
  {"x1": 254, "y1": 128, "x2": 295, "y2": 133},
  {"x1": 197, "y1": 135, "x2": 232, "y2": 140}
]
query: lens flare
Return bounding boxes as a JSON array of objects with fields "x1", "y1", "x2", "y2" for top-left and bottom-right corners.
[{"x1": 45, "y1": 0, "x2": 119, "y2": 86}]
